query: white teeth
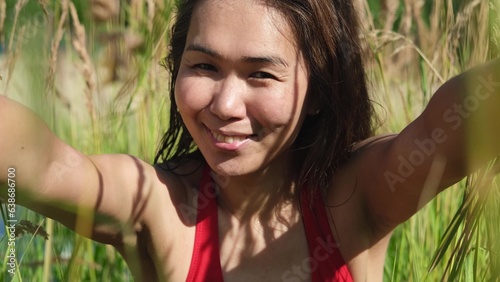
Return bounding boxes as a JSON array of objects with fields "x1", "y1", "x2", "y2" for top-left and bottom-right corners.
[{"x1": 211, "y1": 131, "x2": 246, "y2": 144}]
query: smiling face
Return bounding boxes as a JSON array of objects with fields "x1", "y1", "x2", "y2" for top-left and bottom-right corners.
[{"x1": 175, "y1": 0, "x2": 311, "y2": 176}]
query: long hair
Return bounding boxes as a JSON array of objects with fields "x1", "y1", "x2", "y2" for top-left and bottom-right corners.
[{"x1": 154, "y1": 0, "x2": 373, "y2": 195}]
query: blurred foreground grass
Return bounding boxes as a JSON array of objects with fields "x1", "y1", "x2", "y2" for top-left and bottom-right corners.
[{"x1": 0, "y1": 0, "x2": 499, "y2": 281}]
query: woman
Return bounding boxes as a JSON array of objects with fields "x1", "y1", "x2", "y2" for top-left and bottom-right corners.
[{"x1": 1, "y1": 0, "x2": 499, "y2": 281}]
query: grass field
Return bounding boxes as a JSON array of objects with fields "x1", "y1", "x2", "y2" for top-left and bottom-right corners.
[{"x1": 0, "y1": 0, "x2": 499, "y2": 281}]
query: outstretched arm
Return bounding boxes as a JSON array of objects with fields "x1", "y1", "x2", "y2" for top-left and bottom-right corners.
[
  {"x1": 355, "y1": 59, "x2": 500, "y2": 233},
  {"x1": 0, "y1": 96, "x2": 156, "y2": 245}
]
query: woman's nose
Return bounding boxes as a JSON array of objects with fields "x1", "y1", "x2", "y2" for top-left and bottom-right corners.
[{"x1": 209, "y1": 75, "x2": 247, "y2": 121}]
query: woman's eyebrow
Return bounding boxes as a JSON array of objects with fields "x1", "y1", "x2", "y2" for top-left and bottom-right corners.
[
  {"x1": 241, "y1": 55, "x2": 289, "y2": 68},
  {"x1": 186, "y1": 43, "x2": 289, "y2": 68},
  {"x1": 186, "y1": 43, "x2": 221, "y2": 59}
]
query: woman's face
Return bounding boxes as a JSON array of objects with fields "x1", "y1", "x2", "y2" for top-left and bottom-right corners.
[{"x1": 175, "y1": 0, "x2": 312, "y2": 176}]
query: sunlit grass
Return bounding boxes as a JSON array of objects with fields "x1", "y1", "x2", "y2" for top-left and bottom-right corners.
[
  {"x1": 1, "y1": 0, "x2": 173, "y2": 281},
  {"x1": 0, "y1": 0, "x2": 498, "y2": 281},
  {"x1": 359, "y1": 0, "x2": 499, "y2": 280}
]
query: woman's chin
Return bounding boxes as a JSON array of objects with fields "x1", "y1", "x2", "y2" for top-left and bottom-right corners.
[{"x1": 209, "y1": 162, "x2": 248, "y2": 177}]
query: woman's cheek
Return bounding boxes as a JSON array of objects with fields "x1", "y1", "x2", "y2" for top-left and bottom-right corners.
[
  {"x1": 256, "y1": 89, "x2": 299, "y2": 125},
  {"x1": 175, "y1": 76, "x2": 212, "y2": 114}
]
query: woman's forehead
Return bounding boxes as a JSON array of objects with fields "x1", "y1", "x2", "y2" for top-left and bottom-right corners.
[{"x1": 188, "y1": 0, "x2": 299, "y2": 56}]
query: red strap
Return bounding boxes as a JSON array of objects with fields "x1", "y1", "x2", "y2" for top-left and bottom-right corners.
[
  {"x1": 186, "y1": 167, "x2": 224, "y2": 282},
  {"x1": 301, "y1": 190, "x2": 353, "y2": 281},
  {"x1": 186, "y1": 167, "x2": 352, "y2": 281}
]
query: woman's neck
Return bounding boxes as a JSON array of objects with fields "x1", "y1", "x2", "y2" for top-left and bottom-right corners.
[{"x1": 211, "y1": 154, "x2": 299, "y2": 226}]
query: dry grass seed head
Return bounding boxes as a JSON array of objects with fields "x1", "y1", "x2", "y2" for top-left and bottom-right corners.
[{"x1": 69, "y1": 1, "x2": 97, "y2": 122}]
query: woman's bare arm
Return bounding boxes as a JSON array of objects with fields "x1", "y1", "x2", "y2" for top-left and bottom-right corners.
[
  {"x1": 354, "y1": 59, "x2": 500, "y2": 233},
  {"x1": 0, "y1": 96, "x2": 157, "y2": 246}
]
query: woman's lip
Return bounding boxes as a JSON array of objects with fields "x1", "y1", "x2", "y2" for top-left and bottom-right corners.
[{"x1": 205, "y1": 127, "x2": 254, "y2": 151}]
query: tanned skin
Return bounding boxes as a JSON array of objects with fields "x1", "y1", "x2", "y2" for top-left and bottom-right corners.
[{"x1": 1, "y1": 1, "x2": 499, "y2": 281}]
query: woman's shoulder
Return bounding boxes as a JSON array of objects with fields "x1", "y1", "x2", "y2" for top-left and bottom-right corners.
[
  {"x1": 153, "y1": 156, "x2": 206, "y2": 194},
  {"x1": 325, "y1": 133, "x2": 401, "y2": 234},
  {"x1": 322, "y1": 134, "x2": 400, "y2": 275},
  {"x1": 151, "y1": 157, "x2": 206, "y2": 224},
  {"x1": 328, "y1": 133, "x2": 398, "y2": 197},
  {"x1": 350, "y1": 133, "x2": 398, "y2": 154}
]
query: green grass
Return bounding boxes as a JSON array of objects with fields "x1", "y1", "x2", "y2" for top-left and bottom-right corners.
[{"x1": 0, "y1": 0, "x2": 499, "y2": 281}]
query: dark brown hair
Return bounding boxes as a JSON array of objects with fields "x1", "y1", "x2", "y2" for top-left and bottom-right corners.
[{"x1": 155, "y1": 0, "x2": 373, "y2": 195}]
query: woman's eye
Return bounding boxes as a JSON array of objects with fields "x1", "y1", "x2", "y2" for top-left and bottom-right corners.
[
  {"x1": 251, "y1": 72, "x2": 276, "y2": 80},
  {"x1": 193, "y1": 63, "x2": 217, "y2": 72}
]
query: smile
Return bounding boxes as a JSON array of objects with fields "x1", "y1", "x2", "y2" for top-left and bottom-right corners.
[
  {"x1": 210, "y1": 132, "x2": 248, "y2": 144},
  {"x1": 206, "y1": 127, "x2": 257, "y2": 151}
]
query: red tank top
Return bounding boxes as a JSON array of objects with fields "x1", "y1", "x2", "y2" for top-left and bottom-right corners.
[{"x1": 186, "y1": 167, "x2": 353, "y2": 281}]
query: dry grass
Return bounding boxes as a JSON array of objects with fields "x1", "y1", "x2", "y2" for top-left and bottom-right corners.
[
  {"x1": 356, "y1": 0, "x2": 498, "y2": 280},
  {"x1": 0, "y1": 0, "x2": 498, "y2": 281}
]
